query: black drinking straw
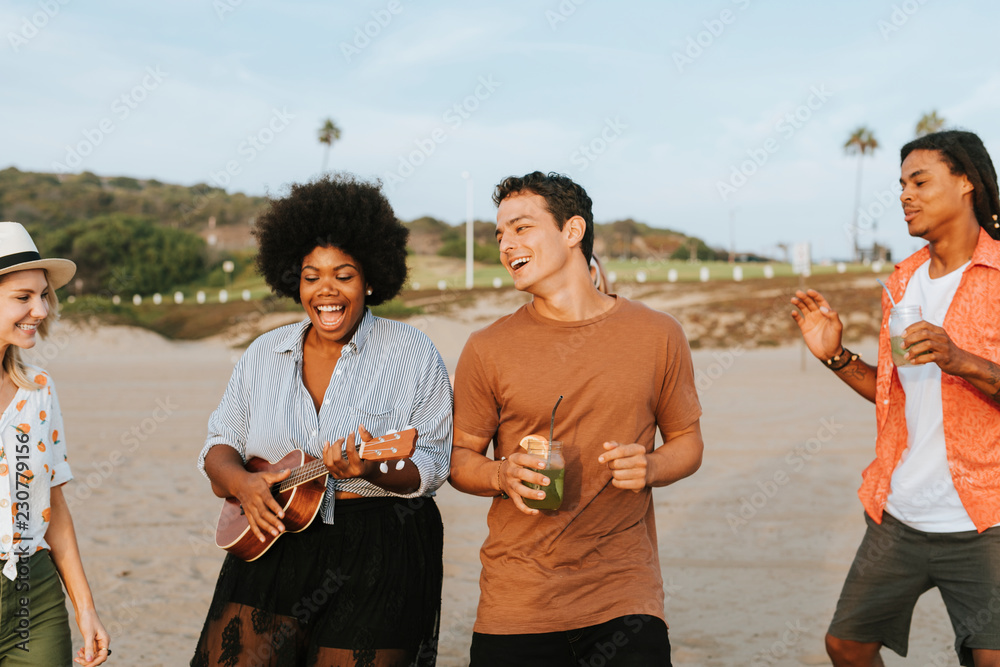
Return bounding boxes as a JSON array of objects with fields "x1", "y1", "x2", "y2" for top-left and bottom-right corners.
[{"x1": 550, "y1": 395, "x2": 563, "y2": 444}]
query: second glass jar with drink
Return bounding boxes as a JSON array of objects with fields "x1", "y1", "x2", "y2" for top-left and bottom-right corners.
[{"x1": 889, "y1": 305, "x2": 923, "y2": 366}]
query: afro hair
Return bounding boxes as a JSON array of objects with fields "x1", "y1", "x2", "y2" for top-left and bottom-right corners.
[{"x1": 253, "y1": 174, "x2": 409, "y2": 306}]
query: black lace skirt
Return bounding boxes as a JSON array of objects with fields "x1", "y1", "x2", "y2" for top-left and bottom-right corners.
[{"x1": 191, "y1": 496, "x2": 443, "y2": 667}]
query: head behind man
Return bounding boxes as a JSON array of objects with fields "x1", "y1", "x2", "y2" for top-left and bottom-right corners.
[{"x1": 899, "y1": 130, "x2": 1000, "y2": 241}]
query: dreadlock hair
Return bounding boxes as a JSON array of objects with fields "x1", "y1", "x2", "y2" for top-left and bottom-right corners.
[
  {"x1": 492, "y1": 171, "x2": 595, "y2": 263},
  {"x1": 900, "y1": 130, "x2": 1000, "y2": 240}
]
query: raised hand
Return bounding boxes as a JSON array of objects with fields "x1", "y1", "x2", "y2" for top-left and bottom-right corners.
[{"x1": 790, "y1": 289, "x2": 845, "y2": 360}]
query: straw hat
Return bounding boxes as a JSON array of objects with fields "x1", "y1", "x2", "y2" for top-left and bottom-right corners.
[{"x1": 0, "y1": 222, "x2": 76, "y2": 289}]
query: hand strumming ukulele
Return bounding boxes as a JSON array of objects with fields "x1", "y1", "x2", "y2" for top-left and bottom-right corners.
[{"x1": 215, "y1": 428, "x2": 417, "y2": 561}]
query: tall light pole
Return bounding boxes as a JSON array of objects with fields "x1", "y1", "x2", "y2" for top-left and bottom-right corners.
[
  {"x1": 462, "y1": 171, "x2": 474, "y2": 289},
  {"x1": 728, "y1": 207, "x2": 737, "y2": 264}
]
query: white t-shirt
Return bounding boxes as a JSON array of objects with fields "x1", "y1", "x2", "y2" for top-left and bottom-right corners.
[{"x1": 885, "y1": 259, "x2": 975, "y2": 532}]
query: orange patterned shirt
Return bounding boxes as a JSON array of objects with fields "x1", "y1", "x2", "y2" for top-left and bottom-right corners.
[
  {"x1": 860, "y1": 228, "x2": 1000, "y2": 532},
  {"x1": 0, "y1": 366, "x2": 73, "y2": 579}
]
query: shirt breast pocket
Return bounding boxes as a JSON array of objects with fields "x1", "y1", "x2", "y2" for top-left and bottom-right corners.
[{"x1": 349, "y1": 401, "x2": 406, "y2": 440}]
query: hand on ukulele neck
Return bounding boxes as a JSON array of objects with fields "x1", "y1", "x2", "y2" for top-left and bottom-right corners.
[{"x1": 322, "y1": 425, "x2": 376, "y2": 480}]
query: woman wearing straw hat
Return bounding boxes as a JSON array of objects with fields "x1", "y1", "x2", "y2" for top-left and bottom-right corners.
[{"x1": 0, "y1": 222, "x2": 109, "y2": 666}]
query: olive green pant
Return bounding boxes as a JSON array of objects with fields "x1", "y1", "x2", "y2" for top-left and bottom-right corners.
[{"x1": 0, "y1": 550, "x2": 72, "y2": 665}]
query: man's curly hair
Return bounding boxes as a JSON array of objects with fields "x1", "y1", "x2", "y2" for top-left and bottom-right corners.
[{"x1": 253, "y1": 174, "x2": 409, "y2": 306}]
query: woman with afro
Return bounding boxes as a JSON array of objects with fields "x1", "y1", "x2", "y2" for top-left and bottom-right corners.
[{"x1": 192, "y1": 174, "x2": 452, "y2": 667}]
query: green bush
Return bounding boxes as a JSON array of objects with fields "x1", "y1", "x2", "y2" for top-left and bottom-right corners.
[{"x1": 33, "y1": 214, "x2": 208, "y2": 295}]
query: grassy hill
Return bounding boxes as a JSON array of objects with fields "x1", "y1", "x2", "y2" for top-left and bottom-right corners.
[
  {"x1": 2, "y1": 167, "x2": 730, "y2": 261},
  {"x1": 1, "y1": 167, "x2": 742, "y2": 316},
  {"x1": 0, "y1": 167, "x2": 265, "y2": 239}
]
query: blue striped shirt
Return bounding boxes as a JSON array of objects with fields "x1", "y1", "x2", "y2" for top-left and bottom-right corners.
[{"x1": 198, "y1": 309, "x2": 453, "y2": 523}]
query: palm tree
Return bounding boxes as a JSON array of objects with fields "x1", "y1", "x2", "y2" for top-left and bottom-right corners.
[
  {"x1": 844, "y1": 127, "x2": 879, "y2": 262},
  {"x1": 915, "y1": 111, "x2": 945, "y2": 137},
  {"x1": 318, "y1": 118, "x2": 341, "y2": 173}
]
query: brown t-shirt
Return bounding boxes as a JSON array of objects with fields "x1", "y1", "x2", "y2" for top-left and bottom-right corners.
[{"x1": 454, "y1": 296, "x2": 702, "y2": 634}]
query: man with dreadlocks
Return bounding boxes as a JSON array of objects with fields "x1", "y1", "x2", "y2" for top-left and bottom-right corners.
[{"x1": 791, "y1": 130, "x2": 1000, "y2": 666}]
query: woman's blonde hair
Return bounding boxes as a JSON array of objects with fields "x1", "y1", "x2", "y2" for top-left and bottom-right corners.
[{"x1": 1, "y1": 271, "x2": 60, "y2": 391}]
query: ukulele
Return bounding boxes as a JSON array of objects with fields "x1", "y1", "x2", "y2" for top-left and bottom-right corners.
[{"x1": 215, "y1": 428, "x2": 417, "y2": 561}]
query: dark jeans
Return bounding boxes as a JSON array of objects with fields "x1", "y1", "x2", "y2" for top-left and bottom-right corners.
[{"x1": 470, "y1": 614, "x2": 671, "y2": 667}]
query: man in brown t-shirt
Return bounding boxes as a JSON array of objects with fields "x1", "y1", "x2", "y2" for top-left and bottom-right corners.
[{"x1": 450, "y1": 171, "x2": 704, "y2": 666}]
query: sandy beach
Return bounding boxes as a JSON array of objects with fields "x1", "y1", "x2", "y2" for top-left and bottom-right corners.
[{"x1": 28, "y1": 287, "x2": 965, "y2": 666}]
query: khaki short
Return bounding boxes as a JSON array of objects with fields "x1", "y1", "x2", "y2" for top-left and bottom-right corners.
[
  {"x1": 0, "y1": 549, "x2": 72, "y2": 664},
  {"x1": 829, "y1": 512, "x2": 1000, "y2": 667}
]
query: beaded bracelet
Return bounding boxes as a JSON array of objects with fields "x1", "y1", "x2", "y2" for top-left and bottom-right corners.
[{"x1": 825, "y1": 347, "x2": 859, "y2": 372}]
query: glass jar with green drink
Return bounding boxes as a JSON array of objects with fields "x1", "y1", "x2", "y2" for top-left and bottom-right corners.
[
  {"x1": 523, "y1": 440, "x2": 565, "y2": 510},
  {"x1": 889, "y1": 305, "x2": 923, "y2": 366}
]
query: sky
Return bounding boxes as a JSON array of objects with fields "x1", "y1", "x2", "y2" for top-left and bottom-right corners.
[{"x1": 5, "y1": 0, "x2": 1000, "y2": 262}]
